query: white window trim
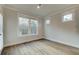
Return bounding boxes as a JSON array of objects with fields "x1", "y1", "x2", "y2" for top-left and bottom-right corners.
[
  {"x1": 62, "y1": 10, "x2": 75, "y2": 23},
  {"x1": 19, "y1": 17, "x2": 30, "y2": 36},
  {"x1": 63, "y1": 13, "x2": 73, "y2": 22},
  {"x1": 30, "y1": 19, "x2": 38, "y2": 35},
  {"x1": 18, "y1": 16, "x2": 38, "y2": 37}
]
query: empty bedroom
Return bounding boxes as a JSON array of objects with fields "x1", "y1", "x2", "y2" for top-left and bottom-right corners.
[{"x1": 0, "y1": 4, "x2": 79, "y2": 55}]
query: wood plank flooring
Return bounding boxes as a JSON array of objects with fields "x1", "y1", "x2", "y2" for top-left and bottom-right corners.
[{"x1": 1, "y1": 39, "x2": 79, "y2": 55}]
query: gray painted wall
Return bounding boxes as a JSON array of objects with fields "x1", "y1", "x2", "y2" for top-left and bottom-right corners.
[
  {"x1": 44, "y1": 7, "x2": 79, "y2": 48},
  {"x1": 2, "y1": 5, "x2": 79, "y2": 48},
  {"x1": 3, "y1": 8, "x2": 44, "y2": 47}
]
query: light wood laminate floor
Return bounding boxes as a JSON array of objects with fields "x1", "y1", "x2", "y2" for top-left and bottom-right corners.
[{"x1": 2, "y1": 39, "x2": 79, "y2": 55}]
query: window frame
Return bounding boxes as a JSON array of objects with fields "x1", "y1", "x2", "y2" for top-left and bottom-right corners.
[
  {"x1": 63, "y1": 13, "x2": 73, "y2": 22},
  {"x1": 18, "y1": 16, "x2": 38, "y2": 37},
  {"x1": 45, "y1": 19, "x2": 50, "y2": 24},
  {"x1": 18, "y1": 17, "x2": 30, "y2": 36},
  {"x1": 30, "y1": 19, "x2": 38, "y2": 35}
]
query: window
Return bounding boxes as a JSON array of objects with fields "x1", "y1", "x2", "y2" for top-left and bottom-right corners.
[
  {"x1": 63, "y1": 13, "x2": 72, "y2": 22},
  {"x1": 18, "y1": 17, "x2": 38, "y2": 36},
  {"x1": 19, "y1": 17, "x2": 29, "y2": 36},
  {"x1": 0, "y1": 14, "x2": 3, "y2": 37},
  {"x1": 46, "y1": 19, "x2": 50, "y2": 24},
  {"x1": 31, "y1": 20, "x2": 38, "y2": 35}
]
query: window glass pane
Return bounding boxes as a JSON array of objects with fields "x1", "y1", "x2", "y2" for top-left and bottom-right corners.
[
  {"x1": 19, "y1": 17, "x2": 29, "y2": 36},
  {"x1": 63, "y1": 14, "x2": 72, "y2": 22},
  {"x1": 46, "y1": 19, "x2": 50, "y2": 24},
  {"x1": 31, "y1": 20, "x2": 38, "y2": 35}
]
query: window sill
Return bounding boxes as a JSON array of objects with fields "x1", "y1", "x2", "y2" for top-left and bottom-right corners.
[{"x1": 19, "y1": 34, "x2": 38, "y2": 37}]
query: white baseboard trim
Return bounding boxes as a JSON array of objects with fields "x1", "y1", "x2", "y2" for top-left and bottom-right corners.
[
  {"x1": 45, "y1": 38, "x2": 79, "y2": 49},
  {"x1": 4, "y1": 38, "x2": 43, "y2": 48}
]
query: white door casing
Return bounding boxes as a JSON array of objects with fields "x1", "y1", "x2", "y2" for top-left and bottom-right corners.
[{"x1": 0, "y1": 14, "x2": 3, "y2": 54}]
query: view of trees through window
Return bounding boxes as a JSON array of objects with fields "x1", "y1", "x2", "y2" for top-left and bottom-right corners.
[
  {"x1": 31, "y1": 20, "x2": 38, "y2": 35},
  {"x1": 19, "y1": 17, "x2": 38, "y2": 36},
  {"x1": 19, "y1": 17, "x2": 29, "y2": 35}
]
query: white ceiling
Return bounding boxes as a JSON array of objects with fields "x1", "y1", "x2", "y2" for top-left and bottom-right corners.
[{"x1": 5, "y1": 4, "x2": 75, "y2": 18}]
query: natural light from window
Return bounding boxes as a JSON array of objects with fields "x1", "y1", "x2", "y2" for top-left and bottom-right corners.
[
  {"x1": 19, "y1": 17, "x2": 38, "y2": 36},
  {"x1": 46, "y1": 19, "x2": 50, "y2": 24},
  {"x1": 63, "y1": 13, "x2": 72, "y2": 22},
  {"x1": 31, "y1": 19, "x2": 38, "y2": 35},
  {"x1": 19, "y1": 17, "x2": 29, "y2": 36}
]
